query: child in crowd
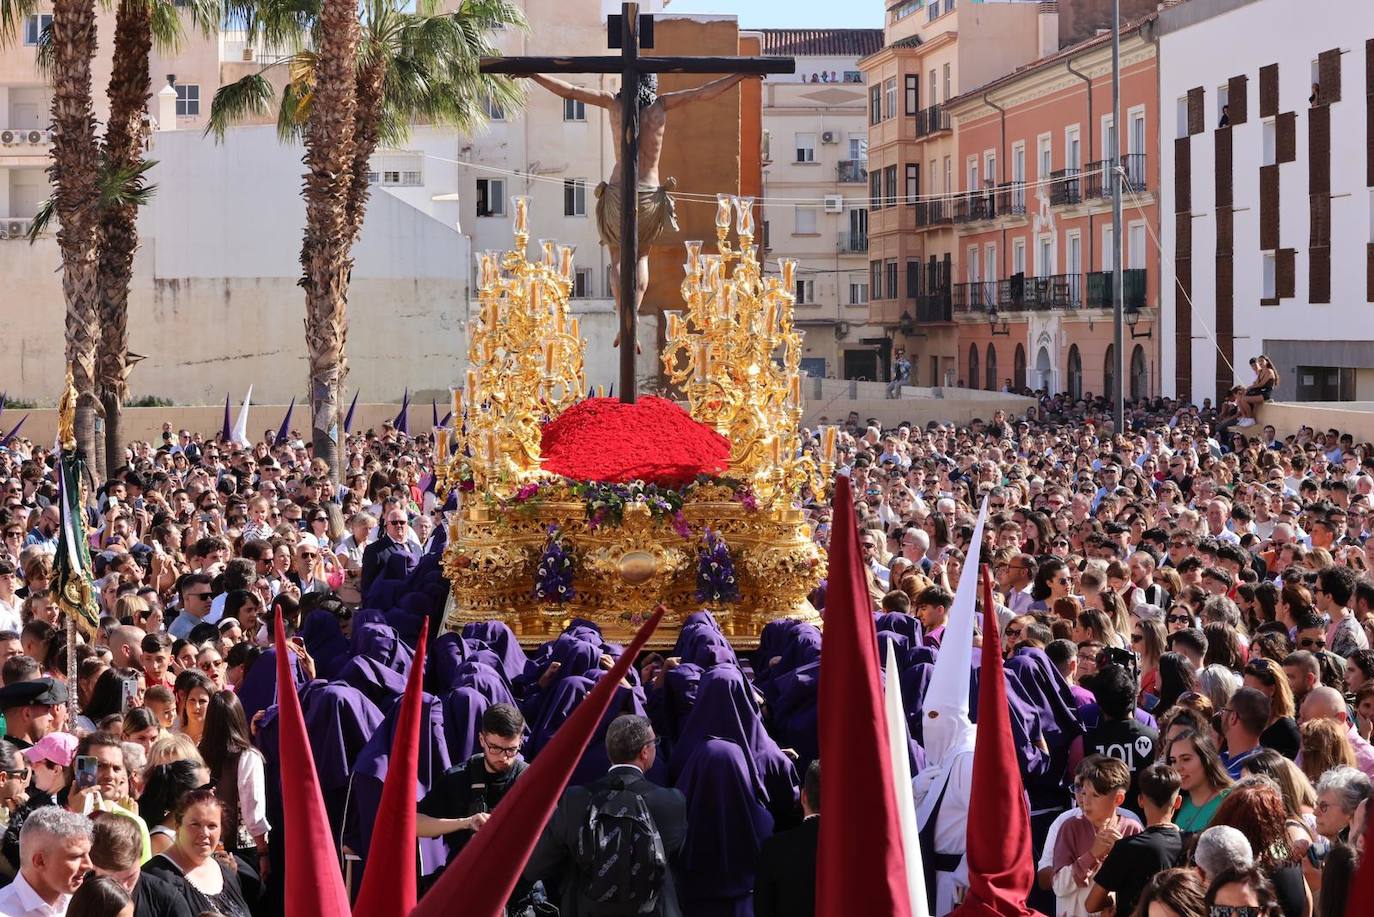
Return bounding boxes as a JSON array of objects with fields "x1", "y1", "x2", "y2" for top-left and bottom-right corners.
[{"x1": 1051, "y1": 755, "x2": 1142, "y2": 916}]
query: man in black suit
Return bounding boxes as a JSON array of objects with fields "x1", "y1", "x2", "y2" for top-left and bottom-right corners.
[
  {"x1": 753, "y1": 759, "x2": 820, "y2": 917},
  {"x1": 525, "y1": 715, "x2": 687, "y2": 916},
  {"x1": 360, "y1": 509, "x2": 414, "y2": 594}
]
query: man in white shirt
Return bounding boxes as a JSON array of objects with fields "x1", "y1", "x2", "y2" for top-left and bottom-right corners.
[{"x1": 0, "y1": 807, "x2": 92, "y2": 916}]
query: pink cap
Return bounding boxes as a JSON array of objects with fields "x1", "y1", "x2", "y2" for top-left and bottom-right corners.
[{"x1": 23, "y1": 732, "x2": 77, "y2": 768}]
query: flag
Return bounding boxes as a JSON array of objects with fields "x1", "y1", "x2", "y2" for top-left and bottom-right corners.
[
  {"x1": 355, "y1": 619, "x2": 429, "y2": 917},
  {"x1": 0, "y1": 415, "x2": 27, "y2": 447},
  {"x1": 221, "y1": 393, "x2": 232, "y2": 443},
  {"x1": 344, "y1": 391, "x2": 359, "y2": 434},
  {"x1": 274, "y1": 397, "x2": 296, "y2": 447},
  {"x1": 411, "y1": 606, "x2": 665, "y2": 917},
  {"x1": 232, "y1": 385, "x2": 253, "y2": 447},
  {"x1": 886, "y1": 642, "x2": 929, "y2": 917},
  {"x1": 816, "y1": 475, "x2": 913, "y2": 917},
  {"x1": 272, "y1": 606, "x2": 351, "y2": 917},
  {"x1": 54, "y1": 443, "x2": 99, "y2": 638},
  {"x1": 950, "y1": 567, "x2": 1045, "y2": 917},
  {"x1": 394, "y1": 389, "x2": 410, "y2": 436}
]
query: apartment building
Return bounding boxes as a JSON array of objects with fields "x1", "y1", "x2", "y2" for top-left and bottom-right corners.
[
  {"x1": 944, "y1": 20, "x2": 1160, "y2": 400},
  {"x1": 1156, "y1": 0, "x2": 1374, "y2": 403},
  {"x1": 758, "y1": 28, "x2": 885, "y2": 380}
]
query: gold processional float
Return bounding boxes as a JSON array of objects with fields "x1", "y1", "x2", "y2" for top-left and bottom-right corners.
[{"x1": 437, "y1": 194, "x2": 839, "y2": 647}]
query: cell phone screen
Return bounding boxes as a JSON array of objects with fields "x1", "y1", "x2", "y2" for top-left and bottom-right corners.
[{"x1": 75, "y1": 755, "x2": 98, "y2": 789}]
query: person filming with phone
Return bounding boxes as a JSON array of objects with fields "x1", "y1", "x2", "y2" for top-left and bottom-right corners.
[{"x1": 66, "y1": 733, "x2": 152, "y2": 865}]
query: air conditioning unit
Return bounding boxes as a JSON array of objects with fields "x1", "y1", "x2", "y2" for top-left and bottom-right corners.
[
  {"x1": 7, "y1": 221, "x2": 25, "y2": 238},
  {"x1": 0, "y1": 131, "x2": 14, "y2": 145},
  {"x1": 0, "y1": 225, "x2": 8, "y2": 241},
  {"x1": 820, "y1": 130, "x2": 838, "y2": 145},
  {"x1": 26, "y1": 130, "x2": 43, "y2": 144},
  {"x1": 823, "y1": 194, "x2": 844, "y2": 213}
]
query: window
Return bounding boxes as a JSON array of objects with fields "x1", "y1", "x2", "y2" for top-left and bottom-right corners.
[
  {"x1": 905, "y1": 75, "x2": 919, "y2": 115},
  {"x1": 563, "y1": 179, "x2": 587, "y2": 216},
  {"x1": 966, "y1": 245, "x2": 980, "y2": 283},
  {"x1": 929, "y1": 70, "x2": 938, "y2": 107},
  {"x1": 884, "y1": 78, "x2": 897, "y2": 120},
  {"x1": 1263, "y1": 119, "x2": 1277, "y2": 166},
  {"x1": 1036, "y1": 235, "x2": 1053, "y2": 276},
  {"x1": 1012, "y1": 142, "x2": 1026, "y2": 182},
  {"x1": 905, "y1": 164, "x2": 919, "y2": 207},
  {"x1": 885, "y1": 260, "x2": 898, "y2": 300},
  {"x1": 795, "y1": 132, "x2": 816, "y2": 163},
  {"x1": 368, "y1": 169, "x2": 423, "y2": 187},
  {"x1": 1065, "y1": 126, "x2": 1081, "y2": 169},
  {"x1": 573, "y1": 268, "x2": 594, "y2": 298},
  {"x1": 928, "y1": 1, "x2": 939, "y2": 22},
  {"x1": 942, "y1": 157, "x2": 951, "y2": 194},
  {"x1": 968, "y1": 345, "x2": 979, "y2": 390},
  {"x1": 1128, "y1": 222, "x2": 1146, "y2": 270},
  {"x1": 563, "y1": 98, "x2": 586, "y2": 122},
  {"x1": 1129, "y1": 110, "x2": 1146, "y2": 155},
  {"x1": 1102, "y1": 114, "x2": 1116, "y2": 162},
  {"x1": 907, "y1": 260, "x2": 920, "y2": 297},
  {"x1": 943, "y1": 64, "x2": 952, "y2": 102},
  {"x1": 1176, "y1": 98, "x2": 1188, "y2": 139},
  {"x1": 984, "y1": 151, "x2": 997, "y2": 186},
  {"x1": 884, "y1": 165, "x2": 898, "y2": 207},
  {"x1": 849, "y1": 137, "x2": 867, "y2": 160},
  {"x1": 476, "y1": 178, "x2": 505, "y2": 217},
  {"x1": 794, "y1": 206, "x2": 818, "y2": 234},
  {"x1": 870, "y1": 86, "x2": 881, "y2": 125},
  {"x1": 871, "y1": 260, "x2": 884, "y2": 298},
  {"x1": 175, "y1": 83, "x2": 199, "y2": 117},
  {"x1": 1217, "y1": 84, "x2": 1229, "y2": 121},
  {"x1": 844, "y1": 71, "x2": 863, "y2": 84},
  {"x1": 1103, "y1": 226, "x2": 1115, "y2": 272},
  {"x1": 23, "y1": 14, "x2": 50, "y2": 46},
  {"x1": 870, "y1": 171, "x2": 882, "y2": 210},
  {"x1": 485, "y1": 95, "x2": 506, "y2": 121},
  {"x1": 849, "y1": 280, "x2": 869, "y2": 305},
  {"x1": 1066, "y1": 231, "x2": 1082, "y2": 277},
  {"x1": 794, "y1": 278, "x2": 816, "y2": 304},
  {"x1": 967, "y1": 157, "x2": 979, "y2": 191},
  {"x1": 1038, "y1": 135, "x2": 1052, "y2": 179},
  {"x1": 1262, "y1": 252, "x2": 1277, "y2": 299},
  {"x1": 369, "y1": 151, "x2": 423, "y2": 187},
  {"x1": 1012, "y1": 238, "x2": 1026, "y2": 275}
]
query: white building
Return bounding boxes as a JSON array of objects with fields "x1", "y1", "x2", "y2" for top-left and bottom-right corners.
[
  {"x1": 757, "y1": 28, "x2": 886, "y2": 380},
  {"x1": 1156, "y1": 0, "x2": 1374, "y2": 404}
]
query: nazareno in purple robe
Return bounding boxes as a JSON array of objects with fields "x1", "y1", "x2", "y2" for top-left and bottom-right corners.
[
  {"x1": 350, "y1": 621, "x2": 414, "y2": 676},
  {"x1": 337, "y1": 654, "x2": 408, "y2": 709},
  {"x1": 460, "y1": 621, "x2": 529, "y2": 684},
  {"x1": 298, "y1": 609, "x2": 351, "y2": 681},
  {"x1": 347, "y1": 691, "x2": 452, "y2": 879},
  {"x1": 440, "y1": 685, "x2": 489, "y2": 763},
  {"x1": 674, "y1": 737, "x2": 775, "y2": 917}
]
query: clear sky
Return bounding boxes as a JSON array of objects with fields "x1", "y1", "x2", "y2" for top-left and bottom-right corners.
[{"x1": 667, "y1": 0, "x2": 883, "y2": 30}]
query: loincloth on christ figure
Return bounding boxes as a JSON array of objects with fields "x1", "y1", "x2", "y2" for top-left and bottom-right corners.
[{"x1": 594, "y1": 178, "x2": 680, "y2": 252}]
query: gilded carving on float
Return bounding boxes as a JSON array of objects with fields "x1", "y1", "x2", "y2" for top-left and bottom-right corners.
[{"x1": 436, "y1": 196, "x2": 835, "y2": 647}]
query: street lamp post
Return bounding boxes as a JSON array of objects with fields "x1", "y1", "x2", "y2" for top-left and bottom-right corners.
[{"x1": 1111, "y1": 0, "x2": 1125, "y2": 431}]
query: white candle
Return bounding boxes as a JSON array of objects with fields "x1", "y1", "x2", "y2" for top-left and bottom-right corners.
[
  {"x1": 735, "y1": 196, "x2": 756, "y2": 236},
  {"x1": 788, "y1": 374, "x2": 801, "y2": 408},
  {"x1": 466, "y1": 369, "x2": 478, "y2": 402},
  {"x1": 684, "y1": 240, "x2": 703, "y2": 275},
  {"x1": 596, "y1": 384, "x2": 605, "y2": 398},
  {"x1": 780, "y1": 259, "x2": 797, "y2": 291},
  {"x1": 541, "y1": 239, "x2": 556, "y2": 269},
  {"x1": 451, "y1": 386, "x2": 463, "y2": 420},
  {"x1": 543, "y1": 339, "x2": 555, "y2": 374},
  {"x1": 763, "y1": 304, "x2": 776, "y2": 337},
  {"x1": 822, "y1": 425, "x2": 837, "y2": 463},
  {"x1": 512, "y1": 197, "x2": 529, "y2": 235},
  {"x1": 558, "y1": 244, "x2": 576, "y2": 280},
  {"x1": 436, "y1": 431, "x2": 449, "y2": 463},
  {"x1": 715, "y1": 194, "x2": 733, "y2": 231}
]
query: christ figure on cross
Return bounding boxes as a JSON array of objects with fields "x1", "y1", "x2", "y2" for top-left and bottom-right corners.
[{"x1": 526, "y1": 72, "x2": 756, "y2": 348}]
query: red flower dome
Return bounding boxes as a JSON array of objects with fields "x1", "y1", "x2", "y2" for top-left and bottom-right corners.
[{"x1": 541, "y1": 397, "x2": 730, "y2": 487}]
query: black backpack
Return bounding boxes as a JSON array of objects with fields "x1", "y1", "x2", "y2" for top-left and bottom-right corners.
[{"x1": 573, "y1": 782, "x2": 668, "y2": 914}]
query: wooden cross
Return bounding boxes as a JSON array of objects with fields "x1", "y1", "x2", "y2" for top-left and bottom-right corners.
[{"x1": 480, "y1": 2, "x2": 794, "y2": 403}]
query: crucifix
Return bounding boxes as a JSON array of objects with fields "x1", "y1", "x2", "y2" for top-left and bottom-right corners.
[{"x1": 480, "y1": 1, "x2": 794, "y2": 404}]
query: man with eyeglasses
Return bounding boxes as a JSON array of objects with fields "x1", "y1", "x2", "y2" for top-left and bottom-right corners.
[
  {"x1": 168, "y1": 572, "x2": 214, "y2": 641},
  {"x1": 419, "y1": 705, "x2": 530, "y2": 875},
  {"x1": 361, "y1": 509, "x2": 417, "y2": 594},
  {"x1": 287, "y1": 541, "x2": 330, "y2": 595}
]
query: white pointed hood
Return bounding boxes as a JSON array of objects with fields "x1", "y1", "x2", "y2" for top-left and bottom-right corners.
[{"x1": 231, "y1": 385, "x2": 253, "y2": 447}]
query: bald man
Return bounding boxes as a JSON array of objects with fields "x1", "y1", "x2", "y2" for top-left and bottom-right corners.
[
  {"x1": 1300, "y1": 686, "x2": 1374, "y2": 780},
  {"x1": 106, "y1": 626, "x2": 146, "y2": 672}
]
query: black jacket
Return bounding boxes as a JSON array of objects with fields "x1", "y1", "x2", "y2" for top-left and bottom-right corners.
[
  {"x1": 752, "y1": 816, "x2": 819, "y2": 917},
  {"x1": 524, "y1": 765, "x2": 687, "y2": 917}
]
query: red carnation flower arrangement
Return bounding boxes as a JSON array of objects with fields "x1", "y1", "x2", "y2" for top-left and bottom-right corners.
[{"x1": 540, "y1": 397, "x2": 730, "y2": 488}]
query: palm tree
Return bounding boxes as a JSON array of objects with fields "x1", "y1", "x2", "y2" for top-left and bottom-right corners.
[{"x1": 209, "y1": 0, "x2": 524, "y2": 481}]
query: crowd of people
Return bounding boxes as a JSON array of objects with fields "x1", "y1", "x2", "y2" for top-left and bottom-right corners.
[{"x1": 0, "y1": 392, "x2": 1364, "y2": 916}]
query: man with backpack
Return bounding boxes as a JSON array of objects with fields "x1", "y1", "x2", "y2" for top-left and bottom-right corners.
[{"x1": 526, "y1": 715, "x2": 687, "y2": 916}]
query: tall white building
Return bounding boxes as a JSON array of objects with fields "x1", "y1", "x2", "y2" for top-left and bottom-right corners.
[
  {"x1": 1156, "y1": 0, "x2": 1374, "y2": 403},
  {"x1": 757, "y1": 28, "x2": 885, "y2": 380}
]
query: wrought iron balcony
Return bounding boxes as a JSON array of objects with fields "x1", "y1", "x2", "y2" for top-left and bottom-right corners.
[
  {"x1": 837, "y1": 231, "x2": 868, "y2": 253},
  {"x1": 952, "y1": 189, "x2": 998, "y2": 223},
  {"x1": 914, "y1": 104, "x2": 951, "y2": 137},
  {"x1": 951, "y1": 281, "x2": 999, "y2": 313},
  {"x1": 1085, "y1": 268, "x2": 1146, "y2": 310},
  {"x1": 1049, "y1": 168, "x2": 1081, "y2": 205},
  {"x1": 1083, "y1": 154, "x2": 1149, "y2": 199},
  {"x1": 996, "y1": 181, "x2": 1027, "y2": 216},
  {"x1": 837, "y1": 159, "x2": 868, "y2": 183},
  {"x1": 915, "y1": 198, "x2": 952, "y2": 227}
]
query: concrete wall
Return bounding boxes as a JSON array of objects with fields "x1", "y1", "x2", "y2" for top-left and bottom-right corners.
[{"x1": 1256, "y1": 402, "x2": 1374, "y2": 441}]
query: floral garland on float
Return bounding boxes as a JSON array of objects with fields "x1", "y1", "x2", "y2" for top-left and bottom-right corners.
[{"x1": 437, "y1": 195, "x2": 836, "y2": 648}]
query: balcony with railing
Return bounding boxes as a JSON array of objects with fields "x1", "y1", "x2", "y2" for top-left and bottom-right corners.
[
  {"x1": 914, "y1": 104, "x2": 951, "y2": 138},
  {"x1": 1082, "y1": 153, "x2": 1150, "y2": 199},
  {"x1": 915, "y1": 198, "x2": 952, "y2": 228},
  {"x1": 915, "y1": 289, "x2": 952, "y2": 323},
  {"x1": 996, "y1": 181, "x2": 1027, "y2": 216},
  {"x1": 836, "y1": 231, "x2": 868, "y2": 253},
  {"x1": 1049, "y1": 168, "x2": 1081, "y2": 206},
  {"x1": 952, "y1": 189, "x2": 998, "y2": 223},
  {"x1": 1085, "y1": 269, "x2": 1147, "y2": 310},
  {"x1": 837, "y1": 160, "x2": 868, "y2": 183}
]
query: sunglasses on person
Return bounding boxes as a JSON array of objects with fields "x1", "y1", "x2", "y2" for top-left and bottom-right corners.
[
  {"x1": 1166, "y1": 613, "x2": 1192, "y2": 625},
  {"x1": 200, "y1": 659, "x2": 225, "y2": 672},
  {"x1": 1300, "y1": 636, "x2": 1326, "y2": 649}
]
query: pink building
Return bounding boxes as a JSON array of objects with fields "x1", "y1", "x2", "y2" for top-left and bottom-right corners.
[{"x1": 944, "y1": 21, "x2": 1161, "y2": 399}]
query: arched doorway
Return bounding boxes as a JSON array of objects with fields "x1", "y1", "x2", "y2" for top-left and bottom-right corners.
[
  {"x1": 1014, "y1": 343, "x2": 1026, "y2": 391},
  {"x1": 1103, "y1": 343, "x2": 1116, "y2": 404},
  {"x1": 1035, "y1": 345, "x2": 1052, "y2": 393},
  {"x1": 985, "y1": 343, "x2": 998, "y2": 391},
  {"x1": 1067, "y1": 344, "x2": 1082, "y2": 400},
  {"x1": 968, "y1": 344, "x2": 979, "y2": 390},
  {"x1": 1130, "y1": 344, "x2": 1148, "y2": 400}
]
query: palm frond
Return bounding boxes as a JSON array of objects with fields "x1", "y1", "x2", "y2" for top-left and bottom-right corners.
[
  {"x1": 0, "y1": 0, "x2": 40, "y2": 48},
  {"x1": 166, "y1": 0, "x2": 221, "y2": 41},
  {"x1": 24, "y1": 198, "x2": 53, "y2": 245},
  {"x1": 32, "y1": 17, "x2": 52, "y2": 74},
  {"x1": 205, "y1": 72, "x2": 277, "y2": 140},
  {"x1": 276, "y1": 78, "x2": 311, "y2": 142},
  {"x1": 147, "y1": 0, "x2": 188, "y2": 53},
  {"x1": 97, "y1": 158, "x2": 158, "y2": 209}
]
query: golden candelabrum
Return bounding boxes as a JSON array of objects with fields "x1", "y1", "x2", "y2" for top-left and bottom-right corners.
[
  {"x1": 662, "y1": 194, "x2": 834, "y2": 509},
  {"x1": 437, "y1": 195, "x2": 586, "y2": 501}
]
